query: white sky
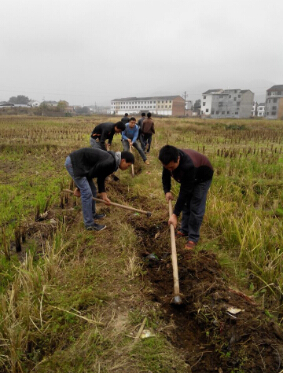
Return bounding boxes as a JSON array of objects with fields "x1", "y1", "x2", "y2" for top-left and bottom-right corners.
[{"x1": 1, "y1": 0, "x2": 282, "y2": 106}]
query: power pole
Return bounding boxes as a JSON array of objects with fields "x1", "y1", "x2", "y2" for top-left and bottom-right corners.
[{"x1": 182, "y1": 91, "x2": 187, "y2": 115}]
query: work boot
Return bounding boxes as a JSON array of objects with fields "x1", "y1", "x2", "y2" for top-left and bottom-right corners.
[
  {"x1": 176, "y1": 230, "x2": 188, "y2": 237},
  {"x1": 185, "y1": 241, "x2": 196, "y2": 250},
  {"x1": 93, "y1": 213, "x2": 106, "y2": 220},
  {"x1": 86, "y1": 223, "x2": 106, "y2": 232}
]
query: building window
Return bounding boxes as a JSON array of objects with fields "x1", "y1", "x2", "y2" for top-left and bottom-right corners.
[
  {"x1": 234, "y1": 97, "x2": 236, "y2": 101},
  {"x1": 227, "y1": 111, "x2": 230, "y2": 114},
  {"x1": 238, "y1": 95, "x2": 241, "y2": 98},
  {"x1": 229, "y1": 95, "x2": 231, "y2": 98},
  {"x1": 222, "y1": 111, "x2": 225, "y2": 114},
  {"x1": 273, "y1": 99, "x2": 277, "y2": 103},
  {"x1": 203, "y1": 95, "x2": 206, "y2": 99},
  {"x1": 206, "y1": 109, "x2": 209, "y2": 112},
  {"x1": 272, "y1": 106, "x2": 277, "y2": 110},
  {"x1": 220, "y1": 95, "x2": 223, "y2": 98},
  {"x1": 237, "y1": 102, "x2": 240, "y2": 106},
  {"x1": 235, "y1": 112, "x2": 238, "y2": 114},
  {"x1": 216, "y1": 111, "x2": 219, "y2": 114},
  {"x1": 211, "y1": 110, "x2": 215, "y2": 114},
  {"x1": 272, "y1": 111, "x2": 276, "y2": 115},
  {"x1": 203, "y1": 102, "x2": 206, "y2": 106}
]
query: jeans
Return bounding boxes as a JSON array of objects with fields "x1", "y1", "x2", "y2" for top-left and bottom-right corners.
[
  {"x1": 180, "y1": 179, "x2": 212, "y2": 243},
  {"x1": 90, "y1": 137, "x2": 105, "y2": 150},
  {"x1": 122, "y1": 139, "x2": 147, "y2": 161},
  {"x1": 142, "y1": 134, "x2": 152, "y2": 152},
  {"x1": 65, "y1": 156, "x2": 97, "y2": 228}
]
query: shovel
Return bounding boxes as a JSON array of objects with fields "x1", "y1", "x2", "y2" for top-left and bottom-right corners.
[{"x1": 168, "y1": 200, "x2": 182, "y2": 305}]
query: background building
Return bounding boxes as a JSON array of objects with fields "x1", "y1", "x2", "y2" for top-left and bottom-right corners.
[
  {"x1": 111, "y1": 95, "x2": 185, "y2": 116},
  {"x1": 265, "y1": 85, "x2": 283, "y2": 119},
  {"x1": 201, "y1": 89, "x2": 254, "y2": 118}
]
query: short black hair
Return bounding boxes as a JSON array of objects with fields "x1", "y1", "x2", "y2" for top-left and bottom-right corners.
[
  {"x1": 147, "y1": 112, "x2": 152, "y2": 118},
  {"x1": 121, "y1": 151, "x2": 135, "y2": 164},
  {"x1": 115, "y1": 121, "x2": 126, "y2": 131},
  {"x1": 141, "y1": 112, "x2": 146, "y2": 116},
  {"x1": 158, "y1": 145, "x2": 179, "y2": 165},
  {"x1": 129, "y1": 117, "x2": 136, "y2": 122},
  {"x1": 124, "y1": 113, "x2": 128, "y2": 116}
]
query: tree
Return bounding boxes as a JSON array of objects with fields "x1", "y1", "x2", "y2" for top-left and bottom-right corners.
[
  {"x1": 193, "y1": 99, "x2": 201, "y2": 110},
  {"x1": 57, "y1": 100, "x2": 68, "y2": 112},
  {"x1": 9, "y1": 95, "x2": 30, "y2": 105}
]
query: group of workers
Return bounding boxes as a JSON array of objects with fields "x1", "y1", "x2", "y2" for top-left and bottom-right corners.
[{"x1": 65, "y1": 113, "x2": 213, "y2": 250}]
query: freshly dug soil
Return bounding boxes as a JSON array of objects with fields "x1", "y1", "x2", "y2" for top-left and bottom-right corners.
[{"x1": 142, "y1": 245, "x2": 283, "y2": 373}]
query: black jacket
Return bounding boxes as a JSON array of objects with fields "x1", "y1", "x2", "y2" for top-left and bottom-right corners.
[
  {"x1": 90, "y1": 122, "x2": 116, "y2": 150},
  {"x1": 162, "y1": 149, "x2": 214, "y2": 216},
  {"x1": 69, "y1": 148, "x2": 118, "y2": 193}
]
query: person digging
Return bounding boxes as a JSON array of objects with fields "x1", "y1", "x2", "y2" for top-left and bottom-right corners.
[
  {"x1": 158, "y1": 145, "x2": 213, "y2": 250},
  {"x1": 65, "y1": 148, "x2": 134, "y2": 231}
]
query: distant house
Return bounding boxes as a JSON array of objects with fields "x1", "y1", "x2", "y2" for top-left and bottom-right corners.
[
  {"x1": 201, "y1": 89, "x2": 254, "y2": 119},
  {"x1": 111, "y1": 95, "x2": 185, "y2": 116},
  {"x1": 265, "y1": 85, "x2": 283, "y2": 119},
  {"x1": 252, "y1": 102, "x2": 265, "y2": 117},
  {"x1": 0, "y1": 101, "x2": 14, "y2": 107},
  {"x1": 29, "y1": 100, "x2": 41, "y2": 107}
]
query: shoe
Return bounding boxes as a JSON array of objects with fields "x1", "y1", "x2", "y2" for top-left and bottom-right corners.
[
  {"x1": 185, "y1": 241, "x2": 196, "y2": 250},
  {"x1": 144, "y1": 160, "x2": 150, "y2": 165},
  {"x1": 176, "y1": 230, "x2": 188, "y2": 237},
  {"x1": 86, "y1": 223, "x2": 106, "y2": 232},
  {"x1": 93, "y1": 213, "x2": 106, "y2": 220}
]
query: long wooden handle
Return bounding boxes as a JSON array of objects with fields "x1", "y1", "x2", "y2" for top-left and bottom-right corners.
[
  {"x1": 63, "y1": 189, "x2": 151, "y2": 217},
  {"x1": 169, "y1": 200, "x2": 180, "y2": 296},
  {"x1": 130, "y1": 145, "x2": 135, "y2": 177}
]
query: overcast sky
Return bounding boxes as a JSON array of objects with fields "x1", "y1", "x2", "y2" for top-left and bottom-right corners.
[{"x1": 1, "y1": 0, "x2": 282, "y2": 106}]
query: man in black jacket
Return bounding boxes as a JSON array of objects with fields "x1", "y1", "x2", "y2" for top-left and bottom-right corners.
[
  {"x1": 159, "y1": 145, "x2": 213, "y2": 249},
  {"x1": 90, "y1": 121, "x2": 125, "y2": 150},
  {"x1": 65, "y1": 148, "x2": 134, "y2": 231}
]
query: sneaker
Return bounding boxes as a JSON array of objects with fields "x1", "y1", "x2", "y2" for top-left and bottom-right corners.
[
  {"x1": 176, "y1": 230, "x2": 188, "y2": 237},
  {"x1": 185, "y1": 241, "x2": 196, "y2": 250},
  {"x1": 86, "y1": 223, "x2": 106, "y2": 232},
  {"x1": 144, "y1": 160, "x2": 150, "y2": 165},
  {"x1": 93, "y1": 213, "x2": 106, "y2": 220}
]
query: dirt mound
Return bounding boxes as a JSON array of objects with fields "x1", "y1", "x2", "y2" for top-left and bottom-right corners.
[{"x1": 143, "y1": 246, "x2": 283, "y2": 372}]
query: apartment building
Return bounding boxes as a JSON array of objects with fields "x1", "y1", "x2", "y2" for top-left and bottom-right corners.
[
  {"x1": 111, "y1": 95, "x2": 185, "y2": 116},
  {"x1": 265, "y1": 85, "x2": 283, "y2": 119},
  {"x1": 201, "y1": 89, "x2": 254, "y2": 118}
]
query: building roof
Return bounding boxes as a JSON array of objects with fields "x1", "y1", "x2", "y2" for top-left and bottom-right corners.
[
  {"x1": 202, "y1": 89, "x2": 223, "y2": 94},
  {"x1": 266, "y1": 85, "x2": 283, "y2": 92},
  {"x1": 112, "y1": 95, "x2": 184, "y2": 102}
]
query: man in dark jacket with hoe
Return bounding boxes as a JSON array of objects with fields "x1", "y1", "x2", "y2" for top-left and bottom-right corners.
[
  {"x1": 159, "y1": 145, "x2": 213, "y2": 250},
  {"x1": 65, "y1": 148, "x2": 134, "y2": 231},
  {"x1": 90, "y1": 121, "x2": 125, "y2": 150}
]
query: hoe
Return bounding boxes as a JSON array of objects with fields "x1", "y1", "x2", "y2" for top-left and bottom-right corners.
[{"x1": 168, "y1": 200, "x2": 182, "y2": 305}]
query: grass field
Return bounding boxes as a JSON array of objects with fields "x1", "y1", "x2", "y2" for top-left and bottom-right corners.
[{"x1": 1, "y1": 114, "x2": 283, "y2": 372}]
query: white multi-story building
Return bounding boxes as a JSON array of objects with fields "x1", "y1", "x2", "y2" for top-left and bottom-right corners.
[
  {"x1": 252, "y1": 102, "x2": 265, "y2": 117},
  {"x1": 201, "y1": 89, "x2": 254, "y2": 118},
  {"x1": 265, "y1": 85, "x2": 283, "y2": 119},
  {"x1": 111, "y1": 95, "x2": 185, "y2": 116}
]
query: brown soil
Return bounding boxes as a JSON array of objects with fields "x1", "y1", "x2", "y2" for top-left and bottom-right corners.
[{"x1": 137, "y1": 227, "x2": 283, "y2": 373}]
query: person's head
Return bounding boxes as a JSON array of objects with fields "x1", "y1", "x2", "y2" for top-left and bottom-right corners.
[
  {"x1": 128, "y1": 117, "x2": 136, "y2": 128},
  {"x1": 147, "y1": 112, "x2": 152, "y2": 118},
  {"x1": 119, "y1": 151, "x2": 135, "y2": 170},
  {"x1": 158, "y1": 145, "x2": 180, "y2": 171},
  {"x1": 114, "y1": 121, "x2": 126, "y2": 133},
  {"x1": 124, "y1": 113, "x2": 128, "y2": 117},
  {"x1": 141, "y1": 112, "x2": 146, "y2": 117}
]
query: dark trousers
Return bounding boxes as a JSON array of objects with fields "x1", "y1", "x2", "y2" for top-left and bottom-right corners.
[
  {"x1": 142, "y1": 134, "x2": 152, "y2": 152},
  {"x1": 180, "y1": 179, "x2": 212, "y2": 243}
]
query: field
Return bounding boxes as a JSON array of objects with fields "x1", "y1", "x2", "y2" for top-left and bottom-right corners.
[{"x1": 1, "y1": 114, "x2": 283, "y2": 372}]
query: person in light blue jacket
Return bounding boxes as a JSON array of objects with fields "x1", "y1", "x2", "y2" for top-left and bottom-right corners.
[{"x1": 122, "y1": 117, "x2": 149, "y2": 164}]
